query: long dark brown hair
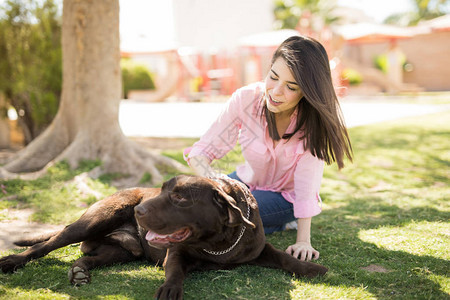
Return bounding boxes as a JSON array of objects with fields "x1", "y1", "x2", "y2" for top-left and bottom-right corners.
[{"x1": 262, "y1": 35, "x2": 352, "y2": 169}]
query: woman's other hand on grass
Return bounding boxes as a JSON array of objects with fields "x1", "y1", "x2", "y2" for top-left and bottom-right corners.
[{"x1": 285, "y1": 242, "x2": 319, "y2": 261}]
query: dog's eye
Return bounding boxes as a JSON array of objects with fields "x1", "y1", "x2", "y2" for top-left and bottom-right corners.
[
  {"x1": 171, "y1": 193, "x2": 183, "y2": 202},
  {"x1": 169, "y1": 193, "x2": 194, "y2": 208}
]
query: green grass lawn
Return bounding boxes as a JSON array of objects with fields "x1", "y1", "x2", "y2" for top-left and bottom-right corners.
[{"x1": 0, "y1": 110, "x2": 449, "y2": 299}]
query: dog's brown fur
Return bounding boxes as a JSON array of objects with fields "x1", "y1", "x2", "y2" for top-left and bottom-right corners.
[{"x1": 0, "y1": 175, "x2": 327, "y2": 299}]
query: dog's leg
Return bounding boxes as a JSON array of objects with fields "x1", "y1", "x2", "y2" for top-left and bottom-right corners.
[
  {"x1": 0, "y1": 223, "x2": 97, "y2": 273},
  {"x1": 250, "y1": 243, "x2": 328, "y2": 278},
  {"x1": 155, "y1": 249, "x2": 188, "y2": 300},
  {"x1": 14, "y1": 231, "x2": 59, "y2": 247},
  {"x1": 68, "y1": 244, "x2": 137, "y2": 285},
  {"x1": 0, "y1": 192, "x2": 143, "y2": 273}
]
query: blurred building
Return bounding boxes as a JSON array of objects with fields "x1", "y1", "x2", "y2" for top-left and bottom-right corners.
[
  {"x1": 398, "y1": 15, "x2": 450, "y2": 91},
  {"x1": 120, "y1": 0, "x2": 275, "y2": 101},
  {"x1": 120, "y1": 2, "x2": 450, "y2": 101},
  {"x1": 334, "y1": 14, "x2": 450, "y2": 93},
  {"x1": 172, "y1": 0, "x2": 274, "y2": 51}
]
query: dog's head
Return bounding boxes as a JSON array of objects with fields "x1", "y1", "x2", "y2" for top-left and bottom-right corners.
[{"x1": 135, "y1": 175, "x2": 258, "y2": 249}]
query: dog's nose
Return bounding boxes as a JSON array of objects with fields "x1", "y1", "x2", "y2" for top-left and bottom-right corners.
[{"x1": 134, "y1": 205, "x2": 147, "y2": 216}]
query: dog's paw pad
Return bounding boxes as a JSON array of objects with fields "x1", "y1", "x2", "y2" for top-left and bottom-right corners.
[{"x1": 68, "y1": 266, "x2": 91, "y2": 286}]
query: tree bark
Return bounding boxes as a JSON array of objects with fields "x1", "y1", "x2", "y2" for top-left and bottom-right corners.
[{"x1": 1, "y1": 0, "x2": 187, "y2": 186}]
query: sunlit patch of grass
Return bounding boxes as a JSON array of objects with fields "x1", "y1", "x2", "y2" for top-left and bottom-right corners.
[{"x1": 359, "y1": 221, "x2": 449, "y2": 259}]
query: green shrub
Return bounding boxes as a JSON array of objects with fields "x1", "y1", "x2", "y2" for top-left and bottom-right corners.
[
  {"x1": 121, "y1": 59, "x2": 156, "y2": 99},
  {"x1": 341, "y1": 68, "x2": 363, "y2": 85},
  {"x1": 374, "y1": 54, "x2": 388, "y2": 74}
]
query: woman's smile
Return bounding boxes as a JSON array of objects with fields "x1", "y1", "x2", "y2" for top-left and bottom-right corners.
[{"x1": 267, "y1": 94, "x2": 283, "y2": 106}]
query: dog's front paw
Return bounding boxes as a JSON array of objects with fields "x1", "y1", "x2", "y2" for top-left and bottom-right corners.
[
  {"x1": 293, "y1": 261, "x2": 328, "y2": 278},
  {"x1": 68, "y1": 265, "x2": 91, "y2": 286},
  {"x1": 0, "y1": 255, "x2": 25, "y2": 273},
  {"x1": 155, "y1": 282, "x2": 183, "y2": 300}
]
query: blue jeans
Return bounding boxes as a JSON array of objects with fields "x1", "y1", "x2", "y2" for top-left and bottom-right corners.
[{"x1": 228, "y1": 172, "x2": 296, "y2": 234}]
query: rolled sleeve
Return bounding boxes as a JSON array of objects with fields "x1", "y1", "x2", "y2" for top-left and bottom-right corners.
[{"x1": 292, "y1": 151, "x2": 324, "y2": 218}]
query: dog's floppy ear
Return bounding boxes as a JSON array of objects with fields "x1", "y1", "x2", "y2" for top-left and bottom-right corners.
[{"x1": 214, "y1": 188, "x2": 255, "y2": 228}]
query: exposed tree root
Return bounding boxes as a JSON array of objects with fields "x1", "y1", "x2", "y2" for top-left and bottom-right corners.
[
  {"x1": 72, "y1": 172, "x2": 104, "y2": 199},
  {"x1": 1, "y1": 129, "x2": 190, "y2": 187},
  {"x1": 2, "y1": 118, "x2": 70, "y2": 173}
]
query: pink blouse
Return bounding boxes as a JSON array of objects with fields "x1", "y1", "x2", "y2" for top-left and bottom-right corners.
[{"x1": 185, "y1": 82, "x2": 323, "y2": 218}]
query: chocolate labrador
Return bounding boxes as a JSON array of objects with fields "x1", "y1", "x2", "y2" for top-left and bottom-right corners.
[{"x1": 0, "y1": 175, "x2": 327, "y2": 299}]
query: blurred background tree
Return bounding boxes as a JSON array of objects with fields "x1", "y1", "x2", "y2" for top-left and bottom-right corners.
[
  {"x1": 1, "y1": 0, "x2": 186, "y2": 186},
  {"x1": 0, "y1": 0, "x2": 62, "y2": 144},
  {"x1": 384, "y1": 0, "x2": 450, "y2": 25},
  {"x1": 273, "y1": 0, "x2": 340, "y2": 30}
]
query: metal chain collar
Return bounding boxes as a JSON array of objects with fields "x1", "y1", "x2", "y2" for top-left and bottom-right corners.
[{"x1": 203, "y1": 203, "x2": 251, "y2": 256}]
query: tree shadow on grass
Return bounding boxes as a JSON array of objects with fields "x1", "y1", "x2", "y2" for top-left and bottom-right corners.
[{"x1": 268, "y1": 200, "x2": 449, "y2": 299}]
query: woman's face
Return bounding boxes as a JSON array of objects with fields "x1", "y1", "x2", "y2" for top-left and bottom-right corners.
[{"x1": 264, "y1": 57, "x2": 303, "y2": 117}]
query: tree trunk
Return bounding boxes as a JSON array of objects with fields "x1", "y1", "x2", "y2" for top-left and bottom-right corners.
[
  {"x1": 1, "y1": 0, "x2": 187, "y2": 186},
  {"x1": 0, "y1": 94, "x2": 10, "y2": 149}
]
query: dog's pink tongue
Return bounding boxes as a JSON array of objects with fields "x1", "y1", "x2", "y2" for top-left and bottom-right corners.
[{"x1": 145, "y1": 230, "x2": 168, "y2": 241}]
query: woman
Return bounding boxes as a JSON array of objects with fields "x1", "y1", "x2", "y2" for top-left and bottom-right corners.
[{"x1": 185, "y1": 36, "x2": 352, "y2": 261}]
